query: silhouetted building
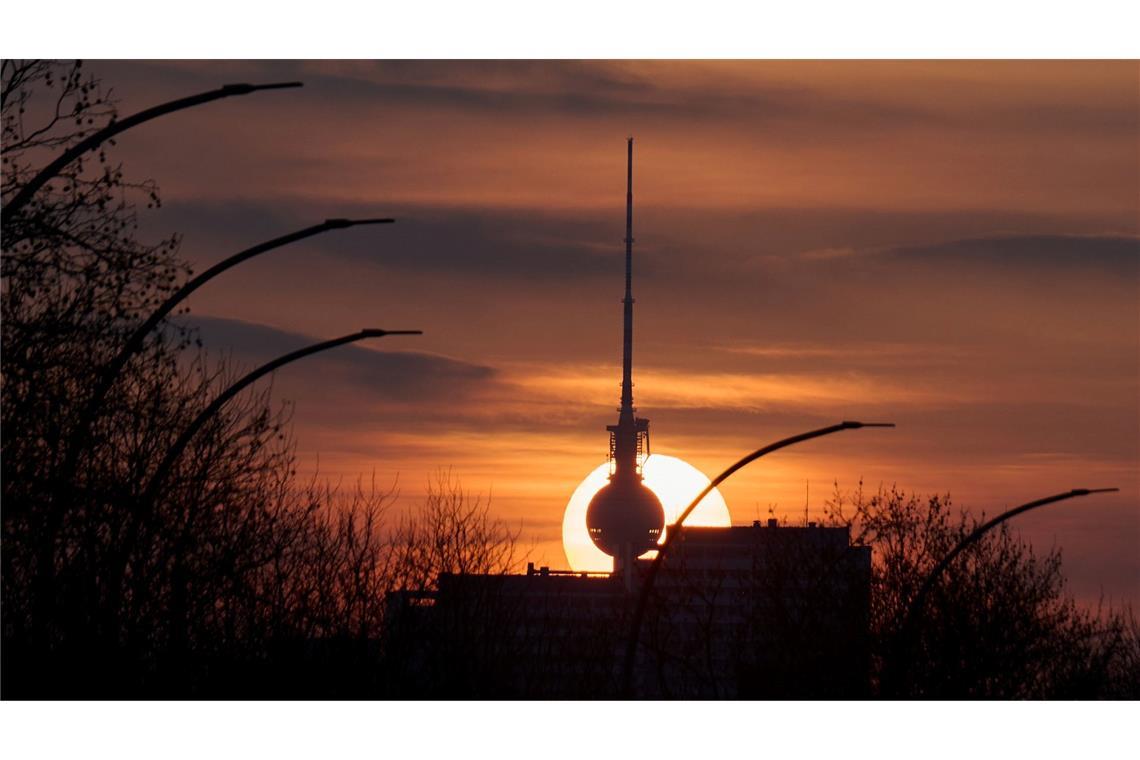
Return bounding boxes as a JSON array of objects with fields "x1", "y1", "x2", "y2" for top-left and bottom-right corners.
[
  {"x1": 636, "y1": 520, "x2": 871, "y2": 698},
  {"x1": 385, "y1": 519, "x2": 871, "y2": 698}
]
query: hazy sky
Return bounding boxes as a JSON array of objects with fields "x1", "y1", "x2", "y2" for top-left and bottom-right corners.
[{"x1": 90, "y1": 60, "x2": 1138, "y2": 605}]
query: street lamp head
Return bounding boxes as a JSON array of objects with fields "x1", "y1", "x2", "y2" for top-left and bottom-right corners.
[
  {"x1": 360, "y1": 329, "x2": 423, "y2": 338},
  {"x1": 840, "y1": 421, "x2": 896, "y2": 429},
  {"x1": 324, "y1": 218, "x2": 396, "y2": 229},
  {"x1": 220, "y1": 82, "x2": 304, "y2": 95}
]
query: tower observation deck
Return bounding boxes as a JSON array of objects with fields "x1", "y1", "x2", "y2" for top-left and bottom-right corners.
[{"x1": 585, "y1": 138, "x2": 666, "y2": 576}]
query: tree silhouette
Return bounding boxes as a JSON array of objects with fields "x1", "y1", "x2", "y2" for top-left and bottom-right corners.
[
  {"x1": 1, "y1": 61, "x2": 468, "y2": 698},
  {"x1": 4, "y1": 59, "x2": 190, "y2": 680},
  {"x1": 824, "y1": 483, "x2": 1139, "y2": 698}
]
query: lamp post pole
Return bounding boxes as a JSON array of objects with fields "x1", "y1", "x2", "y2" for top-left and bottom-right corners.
[
  {"x1": 886, "y1": 486, "x2": 1119, "y2": 697},
  {"x1": 621, "y1": 420, "x2": 896, "y2": 696}
]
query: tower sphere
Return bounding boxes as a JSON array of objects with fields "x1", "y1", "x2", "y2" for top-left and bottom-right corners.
[{"x1": 585, "y1": 472, "x2": 665, "y2": 558}]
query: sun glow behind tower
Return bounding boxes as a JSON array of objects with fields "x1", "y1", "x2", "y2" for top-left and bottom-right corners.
[{"x1": 564, "y1": 454, "x2": 731, "y2": 573}]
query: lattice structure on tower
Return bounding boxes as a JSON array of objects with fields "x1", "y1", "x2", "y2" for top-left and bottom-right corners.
[{"x1": 607, "y1": 417, "x2": 650, "y2": 475}]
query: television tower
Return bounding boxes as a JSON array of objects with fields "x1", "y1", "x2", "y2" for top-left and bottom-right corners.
[{"x1": 585, "y1": 138, "x2": 666, "y2": 584}]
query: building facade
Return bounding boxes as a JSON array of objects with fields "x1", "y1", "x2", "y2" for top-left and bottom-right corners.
[{"x1": 385, "y1": 519, "x2": 871, "y2": 698}]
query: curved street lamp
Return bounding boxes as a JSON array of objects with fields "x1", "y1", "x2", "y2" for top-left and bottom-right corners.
[
  {"x1": 886, "y1": 485, "x2": 1119, "y2": 696},
  {"x1": 60, "y1": 218, "x2": 395, "y2": 495},
  {"x1": 3, "y1": 81, "x2": 303, "y2": 225},
  {"x1": 142, "y1": 328, "x2": 422, "y2": 506},
  {"x1": 621, "y1": 420, "x2": 896, "y2": 696}
]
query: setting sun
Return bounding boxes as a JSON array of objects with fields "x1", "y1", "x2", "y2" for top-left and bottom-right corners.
[{"x1": 562, "y1": 454, "x2": 732, "y2": 572}]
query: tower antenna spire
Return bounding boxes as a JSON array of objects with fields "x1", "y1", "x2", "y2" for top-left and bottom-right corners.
[
  {"x1": 605, "y1": 137, "x2": 650, "y2": 479},
  {"x1": 620, "y1": 136, "x2": 635, "y2": 423}
]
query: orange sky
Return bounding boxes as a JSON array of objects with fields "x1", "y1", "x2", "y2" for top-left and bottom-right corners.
[{"x1": 91, "y1": 60, "x2": 1139, "y2": 606}]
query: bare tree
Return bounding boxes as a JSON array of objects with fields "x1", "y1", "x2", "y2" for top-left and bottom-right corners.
[
  {"x1": 388, "y1": 469, "x2": 521, "y2": 592},
  {"x1": 3, "y1": 60, "x2": 191, "y2": 678},
  {"x1": 380, "y1": 470, "x2": 527, "y2": 697},
  {"x1": 1, "y1": 61, "x2": 391, "y2": 697},
  {"x1": 824, "y1": 482, "x2": 1140, "y2": 698}
]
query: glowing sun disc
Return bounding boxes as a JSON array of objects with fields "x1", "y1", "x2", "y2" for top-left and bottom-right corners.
[{"x1": 562, "y1": 454, "x2": 731, "y2": 572}]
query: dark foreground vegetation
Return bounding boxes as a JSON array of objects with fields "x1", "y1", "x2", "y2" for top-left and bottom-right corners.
[{"x1": 3, "y1": 60, "x2": 1136, "y2": 699}]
